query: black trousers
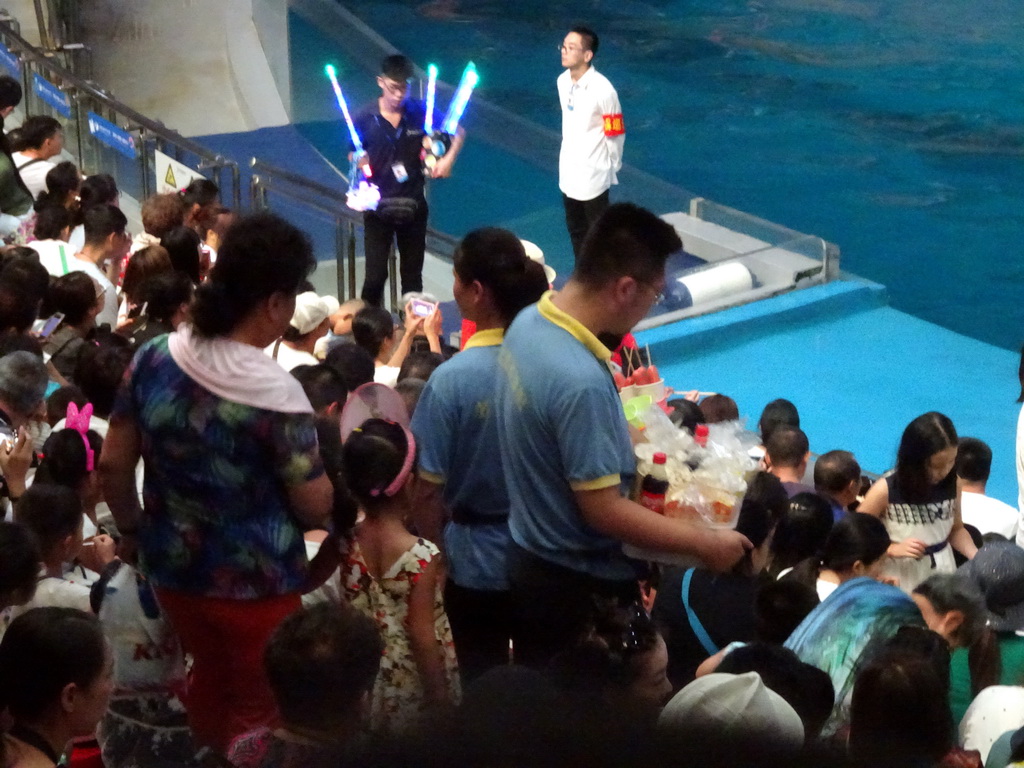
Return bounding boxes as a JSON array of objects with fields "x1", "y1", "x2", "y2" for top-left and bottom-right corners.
[
  {"x1": 361, "y1": 200, "x2": 428, "y2": 307},
  {"x1": 562, "y1": 189, "x2": 610, "y2": 262},
  {"x1": 444, "y1": 580, "x2": 513, "y2": 684},
  {"x1": 507, "y1": 542, "x2": 639, "y2": 669}
]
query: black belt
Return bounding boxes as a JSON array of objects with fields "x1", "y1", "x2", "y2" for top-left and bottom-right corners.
[{"x1": 450, "y1": 504, "x2": 508, "y2": 526}]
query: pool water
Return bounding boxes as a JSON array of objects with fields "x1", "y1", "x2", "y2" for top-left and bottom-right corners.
[{"x1": 300, "y1": 0, "x2": 1024, "y2": 351}]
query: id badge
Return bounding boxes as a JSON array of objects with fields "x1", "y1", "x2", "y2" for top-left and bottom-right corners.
[{"x1": 391, "y1": 162, "x2": 409, "y2": 183}]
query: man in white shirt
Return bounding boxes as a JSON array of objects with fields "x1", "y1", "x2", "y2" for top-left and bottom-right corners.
[
  {"x1": 958, "y1": 437, "x2": 1018, "y2": 540},
  {"x1": 557, "y1": 26, "x2": 624, "y2": 261},
  {"x1": 10, "y1": 115, "x2": 63, "y2": 199},
  {"x1": 53, "y1": 204, "x2": 129, "y2": 329}
]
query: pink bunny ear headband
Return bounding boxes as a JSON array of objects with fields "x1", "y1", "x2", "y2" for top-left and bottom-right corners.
[{"x1": 65, "y1": 402, "x2": 94, "y2": 472}]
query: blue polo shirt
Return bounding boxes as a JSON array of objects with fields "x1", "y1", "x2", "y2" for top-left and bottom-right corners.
[
  {"x1": 496, "y1": 292, "x2": 637, "y2": 581},
  {"x1": 352, "y1": 98, "x2": 438, "y2": 200},
  {"x1": 412, "y1": 328, "x2": 511, "y2": 591}
]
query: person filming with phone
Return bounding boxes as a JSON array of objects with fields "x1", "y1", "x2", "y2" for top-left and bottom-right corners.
[
  {"x1": 352, "y1": 300, "x2": 443, "y2": 387},
  {"x1": 42, "y1": 272, "x2": 106, "y2": 386},
  {"x1": 0, "y1": 351, "x2": 48, "y2": 511}
]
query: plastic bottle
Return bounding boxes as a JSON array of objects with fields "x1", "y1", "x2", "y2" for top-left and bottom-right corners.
[
  {"x1": 695, "y1": 424, "x2": 709, "y2": 448},
  {"x1": 686, "y1": 425, "x2": 710, "y2": 470},
  {"x1": 640, "y1": 452, "x2": 670, "y2": 514}
]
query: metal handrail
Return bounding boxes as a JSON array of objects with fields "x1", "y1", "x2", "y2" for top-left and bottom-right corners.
[
  {"x1": 249, "y1": 157, "x2": 350, "y2": 209},
  {"x1": 0, "y1": 18, "x2": 241, "y2": 208},
  {"x1": 249, "y1": 157, "x2": 461, "y2": 254},
  {"x1": 251, "y1": 157, "x2": 462, "y2": 309}
]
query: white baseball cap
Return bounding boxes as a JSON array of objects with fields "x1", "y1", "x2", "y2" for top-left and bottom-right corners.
[{"x1": 290, "y1": 291, "x2": 333, "y2": 335}]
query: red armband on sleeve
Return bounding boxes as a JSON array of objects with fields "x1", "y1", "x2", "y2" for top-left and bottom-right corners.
[{"x1": 603, "y1": 113, "x2": 625, "y2": 137}]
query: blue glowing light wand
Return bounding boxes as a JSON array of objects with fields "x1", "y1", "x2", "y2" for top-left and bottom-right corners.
[
  {"x1": 325, "y1": 64, "x2": 380, "y2": 211},
  {"x1": 424, "y1": 63, "x2": 438, "y2": 135},
  {"x1": 441, "y1": 61, "x2": 479, "y2": 135}
]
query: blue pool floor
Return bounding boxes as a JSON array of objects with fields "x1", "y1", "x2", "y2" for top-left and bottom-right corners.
[{"x1": 637, "y1": 281, "x2": 1020, "y2": 507}]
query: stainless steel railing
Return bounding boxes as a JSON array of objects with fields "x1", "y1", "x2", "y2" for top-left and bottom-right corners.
[{"x1": 250, "y1": 157, "x2": 460, "y2": 311}]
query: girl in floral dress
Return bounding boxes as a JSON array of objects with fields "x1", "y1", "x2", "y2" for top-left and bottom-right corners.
[{"x1": 339, "y1": 417, "x2": 459, "y2": 733}]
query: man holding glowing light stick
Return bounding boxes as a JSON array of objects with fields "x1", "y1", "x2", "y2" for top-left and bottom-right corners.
[{"x1": 348, "y1": 55, "x2": 465, "y2": 307}]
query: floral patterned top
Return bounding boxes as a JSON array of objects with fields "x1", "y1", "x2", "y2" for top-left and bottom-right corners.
[
  {"x1": 342, "y1": 537, "x2": 460, "y2": 733},
  {"x1": 112, "y1": 335, "x2": 324, "y2": 599}
]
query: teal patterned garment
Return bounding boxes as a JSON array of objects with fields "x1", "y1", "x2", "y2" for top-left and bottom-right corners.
[
  {"x1": 784, "y1": 577, "x2": 925, "y2": 734},
  {"x1": 112, "y1": 335, "x2": 324, "y2": 600}
]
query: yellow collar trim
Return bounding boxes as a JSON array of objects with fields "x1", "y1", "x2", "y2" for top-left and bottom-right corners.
[
  {"x1": 537, "y1": 291, "x2": 611, "y2": 361},
  {"x1": 463, "y1": 327, "x2": 504, "y2": 349}
]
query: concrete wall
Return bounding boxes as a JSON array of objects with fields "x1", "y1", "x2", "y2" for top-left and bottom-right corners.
[
  {"x1": 252, "y1": 0, "x2": 291, "y2": 121},
  {"x1": 76, "y1": 0, "x2": 288, "y2": 137}
]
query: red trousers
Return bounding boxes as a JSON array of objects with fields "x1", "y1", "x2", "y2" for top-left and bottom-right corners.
[{"x1": 154, "y1": 588, "x2": 301, "y2": 753}]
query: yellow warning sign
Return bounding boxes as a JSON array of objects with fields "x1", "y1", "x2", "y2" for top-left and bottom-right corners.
[{"x1": 154, "y1": 149, "x2": 206, "y2": 194}]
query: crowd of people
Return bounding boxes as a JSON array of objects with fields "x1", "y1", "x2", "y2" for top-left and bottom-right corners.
[{"x1": 0, "y1": 38, "x2": 1021, "y2": 768}]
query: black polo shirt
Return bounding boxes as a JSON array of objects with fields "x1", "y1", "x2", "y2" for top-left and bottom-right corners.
[{"x1": 351, "y1": 98, "x2": 435, "y2": 201}]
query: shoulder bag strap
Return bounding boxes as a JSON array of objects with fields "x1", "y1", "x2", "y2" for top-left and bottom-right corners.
[{"x1": 681, "y1": 567, "x2": 719, "y2": 656}]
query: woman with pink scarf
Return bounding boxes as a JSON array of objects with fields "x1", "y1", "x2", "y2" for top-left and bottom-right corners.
[{"x1": 99, "y1": 212, "x2": 333, "y2": 753}]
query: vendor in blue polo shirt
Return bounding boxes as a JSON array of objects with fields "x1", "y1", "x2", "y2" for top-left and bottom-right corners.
[
  {"x1": 411, "y1": 228, "x2": 548, "y2": 683},
  {"x1": 495, "y1": 202, "x2": 753, "y2": 668}
]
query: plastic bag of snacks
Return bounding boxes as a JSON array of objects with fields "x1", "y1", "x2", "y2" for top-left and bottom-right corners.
[{"x1": 633, "y1": 410, "x2": 758, "y2": 531}]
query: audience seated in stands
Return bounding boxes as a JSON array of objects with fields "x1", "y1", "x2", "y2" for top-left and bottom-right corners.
[
  {"x1": 227, "y1": 603, "x2": 382, "y2": 768},
  {"x1": 8, "y1": 485, "x2": 112, "y2": 620},
  {"x1": 353, "y1": 303, "x2": 443, "y2": 387},
  {"x1": 122, "y1": 271, "x2": 193, "y2": 350},
  {"x1": 0, "y1": 608, "x2": 114, "y2": 768},
  {"x1": 848, "y1": 648, "x2": 960, "y2": 768},
  {"x1": 179, "y1": 178, "x2": 220, "y2": 238},
  {"x1": 68, "y1": 173, "x2": 118, "y2": 251},
  {"x1": 715, "y1": 642, "x2": 835, "y2": 741},
  {"x1": 701, "y1": 393, "x2": 739, "y2": 424},
  {"x1": 52, "y1": 204, "x2": 128, "y2": 328},
  {"x1": 814, "y1": 449, "x2": 862, "y2": 521},
  {"x1": 27, "y1": 206, "x2": 71, "y2": 267},
  {"x1": 397, "y1": 349, "x2": 443, "y2": 383},
  {"x1": 658, "y1": 671, "x2": 806, "y2": 768},
  {"x1": 949, "y1": 541, "x2": 1024, "y2": 729},
  {"x1": 42, "y1": 272, "x2": 103, "y2": 385},
  {"x1": 161, "y1": 225, "x2": 203, "y2": 285},
  {"x1": 10, "y1": 115, "x2": 63, "y2": 199},
  {"x1": 118, "y1": 243, "x2": 172, "y2": 324},
  {"x1": 131, "y1": 192, "x2": 185, "y2": 254},
  {"x1": 782, "y1": 511, "x2": 890, "y2": 601},
  {"x1": 325, "y1": 342, "x2": 376, "y2": 394},
  {"x1": 667, "y1": 397, "x2": 705, "y2": 433},
  {"x1": 652, "y1": 471, "x2": 789, "y2": 688},
  {"x1": 33, "y1": 161, "x2": 80, "y2": 215},
  {"x1": 787, "y1": 573, "x2": 988, "y2": 736},
  {"x1": 759, "y1": 397, "x2": 800, "y2": 444},
  {"x1": 765, "y1": 425, "x2": 815, "y2": 496},
  {"x1": 957, "y1": 437, "x2": 1018, "y2": 540},
  {"x1": 0, "y1": 520, "x2": 41, "y2": 620},
  {"x1": 395, "y1": 377, "x2": 425, "y2": 418},
  {"x1": 768, "y1": 491, "x2": 834, "y2": 579},
  {"x1": 267, "y1": 292, "x2": 335, "y2": 372}
]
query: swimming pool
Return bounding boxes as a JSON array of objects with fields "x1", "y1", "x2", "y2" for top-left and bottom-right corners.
[{"x1": 296, "y1": 0, "x2": 1024, "y2": 351}]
